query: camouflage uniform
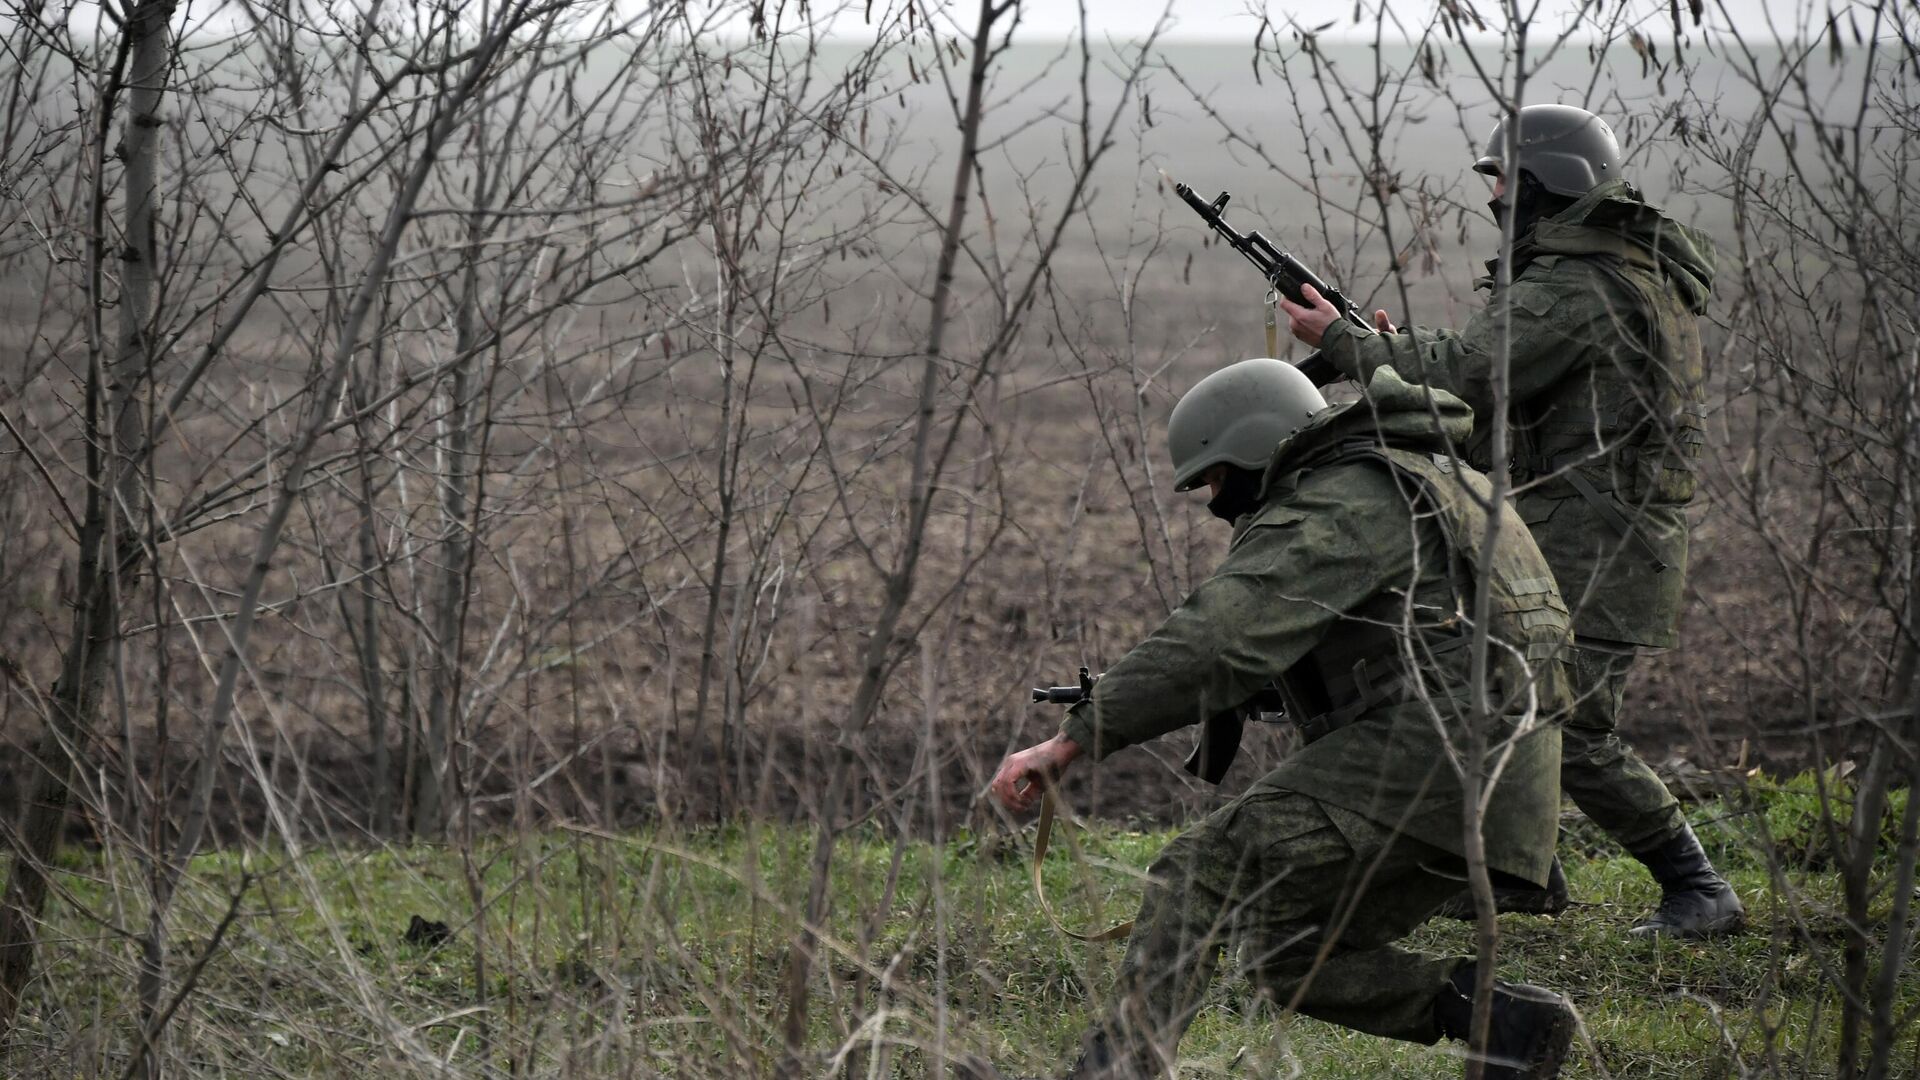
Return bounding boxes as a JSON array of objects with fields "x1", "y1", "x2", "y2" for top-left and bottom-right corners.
[
  {"x1": 1058, "y1": 369, "x2": 1571, "y2": 1070},
  {"x1": 1317, "y1": 179, "x2": 1716, "y2": 851}
]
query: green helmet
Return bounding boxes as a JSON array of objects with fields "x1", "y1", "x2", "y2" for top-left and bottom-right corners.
[
  {"x1": 1472, "y1": 104, "x2": 1622, "y2": 197},
  {"x1": 1168, "y1": 358, "x2": 1327, "y2": 492}
]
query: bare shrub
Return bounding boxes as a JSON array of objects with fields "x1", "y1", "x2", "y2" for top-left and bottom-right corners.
[{"x1": 0, "y1": 0, "x2": 1914, "y2": 1075}]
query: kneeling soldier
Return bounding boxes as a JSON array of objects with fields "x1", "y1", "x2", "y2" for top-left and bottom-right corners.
[{"x1": 992, "y1": 360, "x2": 1577, "y2": 1079}]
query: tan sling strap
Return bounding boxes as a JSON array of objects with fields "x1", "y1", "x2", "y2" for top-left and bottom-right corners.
[
  {"x1": 1265, "y1": 287, "x2": 1281, "y2": 357},
  {"x1": 1032, "y1": 788, "x2": 1133, "y2": 942}
]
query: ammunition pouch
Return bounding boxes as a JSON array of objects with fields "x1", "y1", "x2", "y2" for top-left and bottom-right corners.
[
  {"x1": 1510, "y1": 445, "x2": 1670, "y2": 572},
  {"x1": 1289, "y1": 633, "x2": 1470, "y2": 744}
]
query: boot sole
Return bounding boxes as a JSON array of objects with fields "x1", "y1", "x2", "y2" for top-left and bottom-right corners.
[
  {"x1": 1527, "y1": 1002, "x2": 1576, "y2": 1079},
  {"x1": 1483, "y1": 986, "x2": 1578, "y2": 1080}
]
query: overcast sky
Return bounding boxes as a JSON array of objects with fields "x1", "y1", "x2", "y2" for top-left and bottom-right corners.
[
  {"x1": 866, "y1": 0, "x2": 1823, "y2": 42},
  {"x1": 16, "y1": 0, "x2": 1856, "y2": 48},
  {"x1": 13, "y1": 0, "x2": 1847, "y2": 55}
]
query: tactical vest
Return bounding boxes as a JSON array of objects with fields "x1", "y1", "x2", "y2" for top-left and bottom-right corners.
[
  {"x1": 1275, "y1": 443, "x2": 1571, "y2": 742},
  {"x1": 1501, "y1": 254, "x2": 1706, "y2": 531}
]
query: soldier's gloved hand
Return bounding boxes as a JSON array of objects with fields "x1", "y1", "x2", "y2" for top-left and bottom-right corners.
[{"x1": 990, "y1": 734, "x2": 1083, "y2": 814}]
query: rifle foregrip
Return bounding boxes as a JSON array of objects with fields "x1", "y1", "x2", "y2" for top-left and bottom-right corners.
[
  {"x1": 1281, "y1": 269, "x2": 1333, "y2": 302},
  {"x1": 1272, "y1": 253, "x2": 1372, "y2": 321}
]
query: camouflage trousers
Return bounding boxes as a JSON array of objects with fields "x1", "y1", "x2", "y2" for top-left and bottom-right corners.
[
  {"x1": 1072, "y1": 789, "x2": 1467, "y2": 1078},
  {"x1": 1559, "y1": 642, "x2": 1686, "y2": 852}
]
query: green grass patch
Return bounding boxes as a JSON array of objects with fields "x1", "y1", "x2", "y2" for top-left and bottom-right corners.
[{"x1": 3, "y1": 782, "x2": 1915, "y2": 1077}]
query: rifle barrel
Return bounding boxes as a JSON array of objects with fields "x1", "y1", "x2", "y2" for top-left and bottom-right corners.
[{"x1": 1170, "y1": 177, "x2": 1377, "y2": 337}]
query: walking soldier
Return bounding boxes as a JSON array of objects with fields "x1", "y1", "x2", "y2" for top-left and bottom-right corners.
[{"x1": 1281, "y1": 103, "x2": 1744, "y2": 939}]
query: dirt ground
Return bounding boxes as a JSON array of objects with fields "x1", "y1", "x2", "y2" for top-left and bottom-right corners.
[
  {"x1": 0, "y1": 40, "x2": 1860, "y2": 847},
  {"x1": 0, "y1": 335, "x2": 1829, "y2": 847}
]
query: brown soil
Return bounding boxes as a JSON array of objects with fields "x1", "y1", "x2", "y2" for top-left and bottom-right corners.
[{"x1": 0, "y1": 364, "x2": 1843, "y2": 848}]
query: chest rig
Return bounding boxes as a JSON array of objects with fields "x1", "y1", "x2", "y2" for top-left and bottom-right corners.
[
  {"x1": 1496, "y1": 253, "x2": 1707, "y2": 570},
  {"x1": 1272, "y1": 441, "x2": 1570, "y2": 744}
]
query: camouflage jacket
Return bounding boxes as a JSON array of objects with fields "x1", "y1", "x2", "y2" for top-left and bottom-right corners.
[
  {"x1": 1318, "y1": 180, "x2": 1716, "y2": 648},
  {"x1": 1060, "y1": 368, "x2": 1570, "y2": 887}
]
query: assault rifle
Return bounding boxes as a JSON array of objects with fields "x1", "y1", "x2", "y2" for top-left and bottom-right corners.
[
  {"x1": 1170, "y1": 179, "x2": 1377, "y2": 385},
  {"x1": 1030, "y1": 667, "x2": 1280, "y2": 785}
]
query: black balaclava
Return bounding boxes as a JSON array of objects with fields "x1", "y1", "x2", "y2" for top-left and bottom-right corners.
[
  {"x1": 1489, "y1": 170, "x2": 1577, "y2": 238},
  {"x1": 1206, "y1": 466, "x2": 1266, "y2": 523}
]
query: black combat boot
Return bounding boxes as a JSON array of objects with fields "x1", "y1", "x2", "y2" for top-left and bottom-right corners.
[
  {"x1": 1434, "y1": 856, "x2": 1571, "y2": 920},
  {"x1": 1434, "y1": 966, "x2": 1576, "y2": 1079},
  {"x1": 1060, "y1": 1028, "x2": 1137, "y2": 1080},
  {"x1": 1627, "y1": 824, "x2": 1746, "y2": 938}
]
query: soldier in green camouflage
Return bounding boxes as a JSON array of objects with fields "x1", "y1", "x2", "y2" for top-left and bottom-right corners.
[
  {"x1": 992, "y1": 359, "x2": 1578, "y2": 1079},
  {"x1": 1280, "y1": 103, "x2": 1744, "y2": 939}
]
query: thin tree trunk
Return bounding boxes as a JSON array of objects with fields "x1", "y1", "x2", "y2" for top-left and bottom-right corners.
[
  {"x1": 416, "y1": 333, "x2": 477, "y2": 833},
  {"x1": 1867, "y1": 745, "x2": 1920, "y2": 1079},
  {"x1": 1862, "y1": 389, "x2": 1920, "y2": 1078},
  {"x1": 1843, "y1": 316, "x2": 1920, "y2": 1078},
  {"x1": 138, "y1": 39, "x2": 501, "y2": 1063},
  {"x1": 416, "y1": 141, "x2": 491, "y2": 835},
  {"x1": 692, "y1": 326, "x2": 737, "y2": 818},
  {"x1": 1463, "y1": 52, "x2": 1529, "y2": 1080},
  {"x1": 691, "y1": 72, "x2": 745, "y2": 820},
  {"x1": 0, "y1": 0, "x2": 175, "y2": 1035},
  {"x1": 776, "y1": 4, "x2": 1000, "y2": 1073},
  {"x1": 350, "y1": 351, "x2": 393, "y2": 836}
]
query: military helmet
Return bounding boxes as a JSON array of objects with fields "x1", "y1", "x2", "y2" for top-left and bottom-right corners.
[
  {"x1": 1168, "y1": 358, "x2": 1327, "y2": 492},
  {"x1": 1472, "y1": 104, "x2": 1622, "y2": 197}
]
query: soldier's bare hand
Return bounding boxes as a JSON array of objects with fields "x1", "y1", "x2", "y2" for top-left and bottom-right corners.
[
  {"x1": 990, "y1": 734, "x2": 1083, "y2": 814},
  {"x1": 1278, "y1": 283, "x2": 1340, "y2": 348},
  {"x1": 1374, "y1": 309, "x2": 1397, "y2": 333}
]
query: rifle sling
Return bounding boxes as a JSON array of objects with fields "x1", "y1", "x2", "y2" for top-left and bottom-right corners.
[{"x1": 1032, "y1": 789, "x2": 1134, "y2": 943}]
